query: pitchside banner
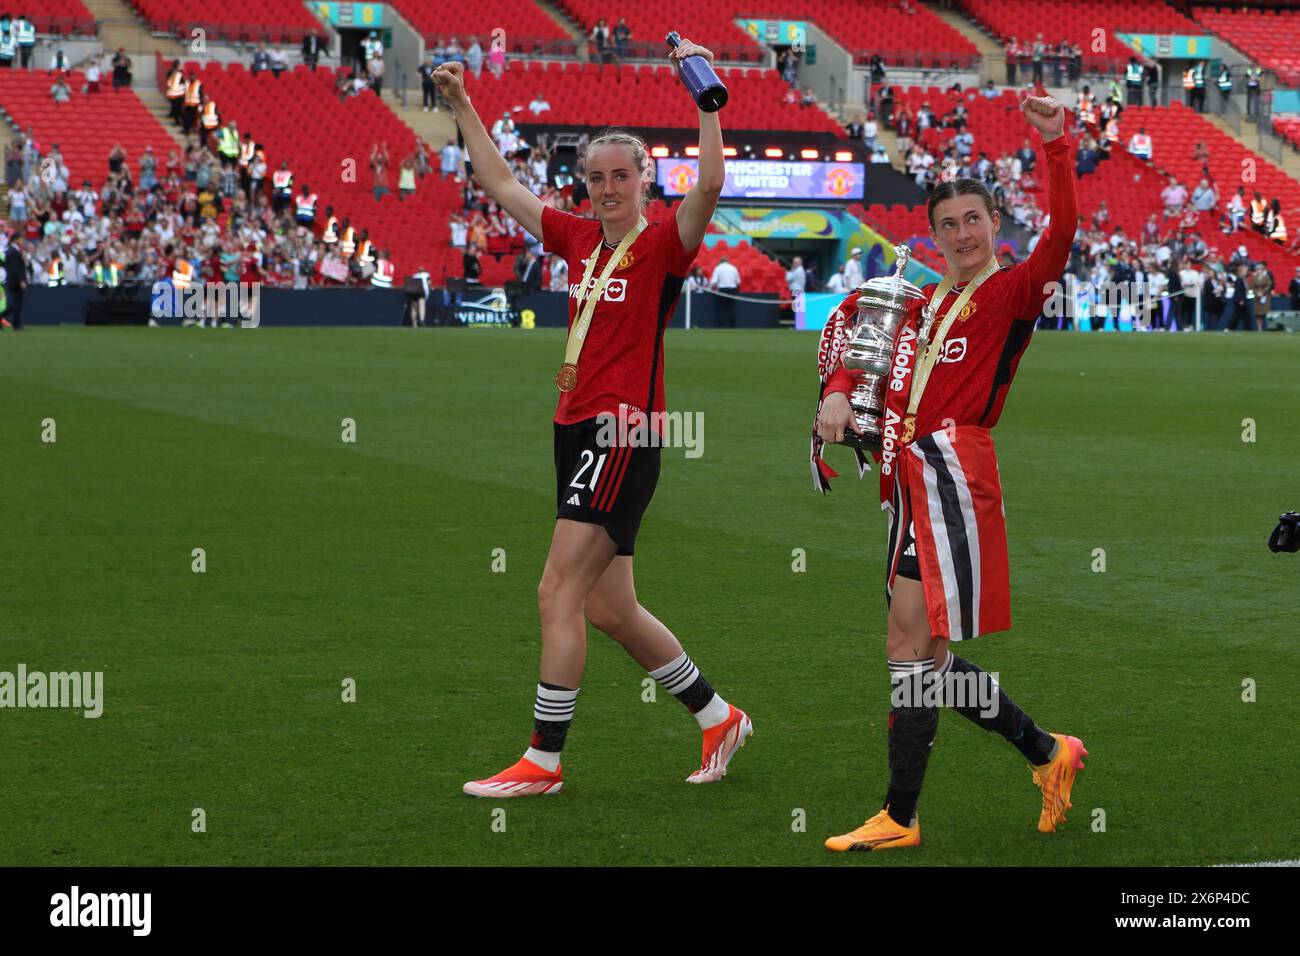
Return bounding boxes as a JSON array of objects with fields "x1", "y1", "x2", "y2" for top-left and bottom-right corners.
[{"x1": 657, "y1": 158, "x2": 866, "y2": 201}]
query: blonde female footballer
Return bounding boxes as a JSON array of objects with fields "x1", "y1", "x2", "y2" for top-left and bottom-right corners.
[{"x1": 436, "y1": 43, "x2": 754, "y2": 799}]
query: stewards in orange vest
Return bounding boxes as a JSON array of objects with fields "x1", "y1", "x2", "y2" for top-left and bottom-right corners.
[
  {"x1": 295, "y1": 184, "x2": 318, "y2": 225},
  {"x1": 338, "y1": 223, "x2": 356, "y2": 256},
  {"x1": 1270, "y1": 213, "x2": 1287, "y2": 244},
  {"x1": 172, "y1": 258, "x2": 195, "y2": 290},
  {"x1": 165, "y1": 62, "x2": 186, "y2": 123},
  {"x1": 356, "y1": 234, "x2": 375, "y2": 264},
  {"x1": 271, "y1": 162, "x2": 294, "y2": 214},
  {"x1": 182, "y1": 74, "x2": 203, "y2": 135},
  {"x1": 47, "y1": 256, "x2": 67, "y2": 287},
  {"x1": 321, "y1": 210, "x2": 339, "y2": 245},
  {"x1": 1250, "y1": 193, "x2": 1268, "y2": 232},
  {"x1": 199, "y1": 97, "x2": 219, "y2": 150}
]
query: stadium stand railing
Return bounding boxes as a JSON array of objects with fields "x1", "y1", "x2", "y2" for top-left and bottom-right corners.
[
  {"x1": 126, "y1": 0, "x2": 321, "y2": 44},
  {"x1": 389, "y1": 1, "x2": 577, "y2": 58},
  {"x1": 33, "y1": 1, "x2": 97, "y2": 37},
  {"x1": 462, "y1": 62, "x2": 845, "y2": 135},
  {"x1": 1190, "y1": 6, "x2": 1300, "y2": 88},
  {"x1": 956, "y1": 0, "x2": 1206, "y2": 75},
  {"x1": 552, "y1": 0, "x2": 978, "y2": 68}
]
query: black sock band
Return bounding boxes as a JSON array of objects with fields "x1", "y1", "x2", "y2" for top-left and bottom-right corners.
[
  {"x1": 532, "y1": 682, "x2": 578, "y2": 754},
  {"x1": 946, "y1": 655, "x2": 1055, "y2": 764}
]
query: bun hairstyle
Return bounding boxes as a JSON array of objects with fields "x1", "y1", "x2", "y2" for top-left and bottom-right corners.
[
  {"x1": 927, "y1": 178, "x2": 998, "y2": 231},
  {"x1": 585, "y1": 128, "x2": 652, "y2": 210}
]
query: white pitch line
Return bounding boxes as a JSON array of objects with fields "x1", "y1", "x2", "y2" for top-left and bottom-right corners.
[{"x1": 1213, "y1": 860, "x2": 1300, "y2": 867}]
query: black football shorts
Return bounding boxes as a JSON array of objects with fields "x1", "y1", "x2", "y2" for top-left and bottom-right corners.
[
  {"x1": 554, "y1": 416, "x2": 661, "y2": 556},
  {"x1": 896, "y1": 518, "x2": 921, "y2": 581}
]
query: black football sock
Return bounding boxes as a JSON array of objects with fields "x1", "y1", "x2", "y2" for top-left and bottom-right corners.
[
  {"x1": 943, "y1": 654, "x2": 1056, "y2": 764},
  {"x1": 526, "y1": 682, "x2": 579, "y2": 770},
  {"x1": 883, "y1": 659, "x2": 940, "y2": 827}
]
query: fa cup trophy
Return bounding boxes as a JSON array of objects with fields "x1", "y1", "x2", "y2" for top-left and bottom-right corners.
[{"x1": 838, "y1": 245, "x2": 927, "y2": 451}]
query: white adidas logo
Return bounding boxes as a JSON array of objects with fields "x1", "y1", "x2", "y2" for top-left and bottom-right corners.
[{"x1": 566, "y1": 494, "x2": 581, "y2": 506}]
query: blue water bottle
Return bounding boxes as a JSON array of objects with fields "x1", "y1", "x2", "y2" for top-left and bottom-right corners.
[{"x1": 666, "y1": 32, "x2": 728, "y2": 112}]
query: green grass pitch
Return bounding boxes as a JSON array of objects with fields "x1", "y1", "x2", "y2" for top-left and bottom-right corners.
[{"x1": 1, "y1": 326, "x2": 1297, "y2": 866}]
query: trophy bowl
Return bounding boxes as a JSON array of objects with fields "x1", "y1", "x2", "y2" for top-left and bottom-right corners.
[{"x1": 838, "y1": 245, "x2": 927, "y2": 451}]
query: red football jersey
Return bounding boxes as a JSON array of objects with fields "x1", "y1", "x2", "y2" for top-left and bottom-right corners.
[
  {"x1": 541, "y1": 204, "x2": 699, "y2": 425},
  {"x1": 827, "y1": 135, "x2": 1077, "y2": 437}
]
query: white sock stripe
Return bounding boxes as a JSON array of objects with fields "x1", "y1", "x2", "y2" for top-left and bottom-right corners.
[
  {"x1": 534, "y1": 684, "x2": 578, "y2": 722},
  {"x1": 661, "y1": 665, "x2": 700, "y2": 694},
  {"x1": 534, "y1": 705, "x2": 574, "y2": 717},
  {"x1": 533, "y1": 698, "x2": 576, "y2": 709},
  {"x1": 650, "y1": 653, "x2": 701, "y2": 694},
  {"x1": 535, "y1": 684, "x2": 579, "y2": 703},
  {"x1": 888, "y1": 659, "x2": 935, "y2": 674},
  {"x1": 648, "y1": 652, "x2": 691, "y2": 681}
]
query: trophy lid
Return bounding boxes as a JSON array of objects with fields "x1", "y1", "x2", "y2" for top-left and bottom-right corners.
[{"x1": 856, "y1": 244, "x2": 926, "y2": 312}]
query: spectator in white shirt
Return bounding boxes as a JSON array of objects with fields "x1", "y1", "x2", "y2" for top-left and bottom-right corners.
[
  {"x1": 449, "y1": 213, "x2": 467, "y2": 247},
  {"x1": 440, "y1": 140, "x2": 462, "y2": 180},
  {"x1": 786, "y1": 257, "x2": 806, "y2": 294},
  {"x1": 843, "y1": 247, "x2": 864, "y2": 288},
  {"x1": 786, "y1": 256, "x2": 806, "y2": 314},
  {"x1": 826, "y1": 264, "x2": 848, "y2": 294},
  {"x1": 710, "y1": 257, "x2": 740, "y2": 291},
  {"x1": 529, "y1": 93, "x2": 551, "y2": 116},
  {"x1": 548, "y1": 254, "x2": 568, "y2": 292},
  {"x1": 710, "y1": 257, "x2": 741, "y2": 328}
]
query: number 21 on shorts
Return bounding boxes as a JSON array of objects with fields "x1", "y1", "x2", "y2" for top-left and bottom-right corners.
[{"x1": 569, "y1": 449, "x2": 608, "y2": 501}]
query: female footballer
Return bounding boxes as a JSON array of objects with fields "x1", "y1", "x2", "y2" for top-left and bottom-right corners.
[
  {"x1": 813, "y1": 94, "x2": 1087, "y2": 850},
  {"x1": 435, "y1": 43, "x2": 753, "y2": 799}
]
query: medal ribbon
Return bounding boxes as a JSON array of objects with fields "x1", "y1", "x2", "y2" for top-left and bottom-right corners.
[
  {"x1": 906, "y1": 257, "x2": 999, "y2": 422},
  {"x1": 562, "y1": 215, "x2": 647, "y2": 372}
]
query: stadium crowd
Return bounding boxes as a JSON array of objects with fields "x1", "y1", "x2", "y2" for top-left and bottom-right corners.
[{"x1": 5, "y1": 36, "x2": 1299, "y2": 333}]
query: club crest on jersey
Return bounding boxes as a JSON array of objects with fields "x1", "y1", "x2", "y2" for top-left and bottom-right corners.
[
  {"x1": 941, "y1": 337, "x2": 968, "y2": 363},
  {"x1": 618, "y1": 251, "x2": 635, "y2": 270},
  {"x1": 957, "y1": 301, "x2": 978, "y2": 321}
]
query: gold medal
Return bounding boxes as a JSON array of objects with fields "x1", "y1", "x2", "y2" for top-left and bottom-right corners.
[
  {"x1": 555, "y1": 363, "x2": 579, "y2": 392},
  {"x1": 900, "y1": 415, "x2": 916, "y2": 444}
]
